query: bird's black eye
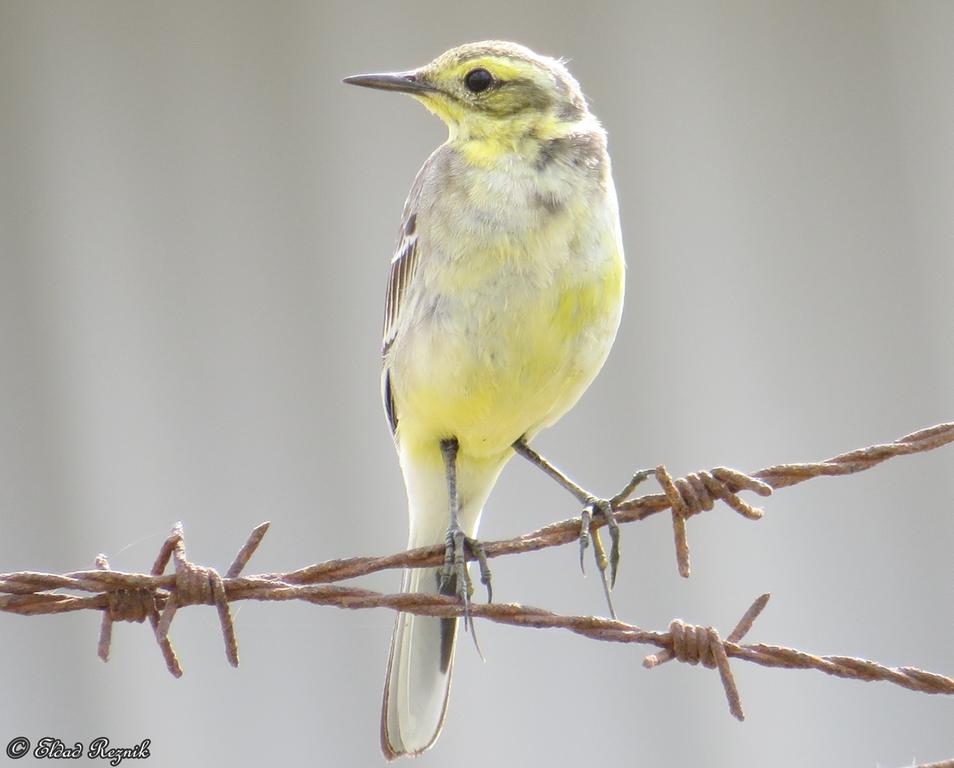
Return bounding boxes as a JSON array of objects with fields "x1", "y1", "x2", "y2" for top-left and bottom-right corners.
[{"x1": 464, "y1": 68, "x2": 494, "y2": 93}]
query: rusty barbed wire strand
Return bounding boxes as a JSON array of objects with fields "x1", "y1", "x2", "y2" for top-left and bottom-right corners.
[
  {"x1": 5, "y1": 558, "x2": 954, "y2": 702},
  {"x1": 4, "y1": 422, "x2": 942, "y2": 600},
  {"x1": 1, "y1": 421, "x2": 953, "y2": 717},
  {"x1": 274, "y1": 420, "x2": 954, "y2": 584}
]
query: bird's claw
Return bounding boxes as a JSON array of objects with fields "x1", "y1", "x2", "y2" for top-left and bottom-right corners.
[
  {"x1": 579, "y1": 496, "x2": 617, "y2": 619},
  {"x1": 581, "y1": 496, "x2": 619, "y2": 584},
  {"x1": 439, "y1": 525, "x2": 492, "y2": 635},
  {"x1": 578, "y1": 505, "x2": 592, "y2": 573},
  {"x1": 611, "y1": 468, "x2": 657, "y2": 507},
  {"x1": 579, "y1": 499, "x2": 616, "y2": 573},
  {"x1": 594, "y1": 497, "x2": 621, "y2": 589},
  {"x1": 470, "y1": 537, "x2": 492, "y2": 604},
  {"x1": 579, "y1": 468, "x2": 656, "y2": 615}
]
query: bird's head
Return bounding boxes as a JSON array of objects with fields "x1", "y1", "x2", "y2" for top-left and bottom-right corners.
[{"x1": 344, "y1": 41, "x2": 592, "y2": 149}]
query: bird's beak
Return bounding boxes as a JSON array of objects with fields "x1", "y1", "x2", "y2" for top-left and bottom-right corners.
[{"x1": 342, "y1": 70, "x2": 436, "y2": 95}]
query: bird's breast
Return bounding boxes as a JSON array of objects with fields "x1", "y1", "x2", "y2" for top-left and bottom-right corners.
[{"x1": 389, "y1": 210, "x2": 624, "y2": 461}]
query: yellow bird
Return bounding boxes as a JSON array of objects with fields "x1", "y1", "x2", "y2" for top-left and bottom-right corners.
[{"x1": 345, "y1": 41, "x2": 626, "y2": 758}]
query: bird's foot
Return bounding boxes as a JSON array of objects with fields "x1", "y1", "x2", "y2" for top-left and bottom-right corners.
[
  {"x1": 438, "y1": 523, "x2": 492, "y2": 635},
  {"x1": 578, "y1": 469, "x2": 656, "y2": 618}
]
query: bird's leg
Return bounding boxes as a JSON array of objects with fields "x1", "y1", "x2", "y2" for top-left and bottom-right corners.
[
  {"x1": 438, "y1": 438, "x2": 492, "y2": 636},
  {"x1": 512, "y1": 437, "x2": 654, "y2": 616}
]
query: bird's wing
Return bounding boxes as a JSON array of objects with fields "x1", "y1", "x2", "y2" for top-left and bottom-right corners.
[
  {"x1": 382, "y1": 206, "x2": 419, "y2": 358},
  {"x1": 382, "y1": 154, "x2": 434, "y2": 434}
]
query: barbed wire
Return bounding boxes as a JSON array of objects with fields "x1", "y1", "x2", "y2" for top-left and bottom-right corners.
[{"x1": 1, "y1": 421, "x2": 953, "y2": 764}]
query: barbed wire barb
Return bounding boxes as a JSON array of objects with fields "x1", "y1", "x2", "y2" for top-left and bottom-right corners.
[{"x1": 643, "y1": 592, "x2": 772, "y2": 720}]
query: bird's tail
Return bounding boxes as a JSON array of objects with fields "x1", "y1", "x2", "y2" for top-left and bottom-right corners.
[
  {"x1": 381, "y1": 449, "x2": 499, "y2": 759},
  {"x1": 380, "y1": 555, "x2": 457, "y2": 759},
  {"x1": 381, "y1": 452, "x2": 490, "y2": 759}
]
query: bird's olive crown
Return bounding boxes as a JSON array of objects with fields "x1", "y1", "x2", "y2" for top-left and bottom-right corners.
[{"x1": 417, "y1": 41, "x2": 589, "y2": 122}]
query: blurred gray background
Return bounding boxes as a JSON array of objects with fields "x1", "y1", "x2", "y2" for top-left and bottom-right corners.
[{"x1": 1, "y1": 1, "x2": 952, "y2": 766}]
